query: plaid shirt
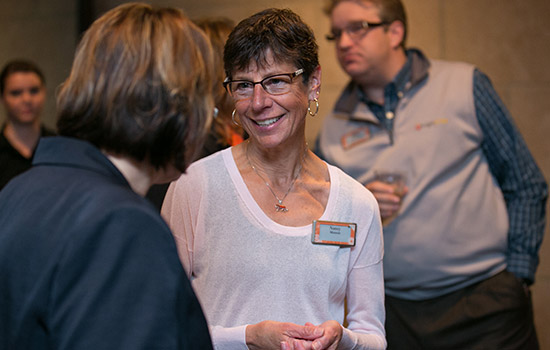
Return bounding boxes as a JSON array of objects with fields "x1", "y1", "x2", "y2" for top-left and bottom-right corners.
[{"x1": 363, "y1": 50, "x2": 548, "y2": 284}]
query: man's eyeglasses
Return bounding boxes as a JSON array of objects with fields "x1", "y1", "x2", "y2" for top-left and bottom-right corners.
[
  {"x1": 326, "y1": 21, "x2": 388, "y2": 42},
  {"x1": 223, "y1": 69, "x2": 304, "y2": 100}
]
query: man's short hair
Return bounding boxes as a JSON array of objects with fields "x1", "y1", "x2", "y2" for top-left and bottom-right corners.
[{"x1": 324, "y1": 0, "x2": 408, "y2": 48}]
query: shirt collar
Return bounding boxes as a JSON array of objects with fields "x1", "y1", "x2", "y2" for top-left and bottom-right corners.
[{"x1": 334, "y1": 48, "x2": 431, "y2": 114}]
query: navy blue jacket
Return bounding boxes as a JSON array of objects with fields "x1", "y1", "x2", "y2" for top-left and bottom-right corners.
[{"x1": 0, "y1": 136, "x2": 213, "y2": 349}]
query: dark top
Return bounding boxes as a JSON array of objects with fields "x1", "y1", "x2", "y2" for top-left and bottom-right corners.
[
  {"x1": 0, "y1": 123, "x2": 55, "y2": 190},
  {"x1": 0, "y1": 136, "x2": 213, "y2": 350}
]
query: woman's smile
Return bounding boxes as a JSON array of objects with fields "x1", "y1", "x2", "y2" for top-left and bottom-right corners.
[{"x1": 253, "y1": 115, "x2": 283, "y2": 127}]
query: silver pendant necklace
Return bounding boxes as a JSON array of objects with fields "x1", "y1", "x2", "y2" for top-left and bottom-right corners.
[{"x1": 246, "y1": 143, "x2": 305, "y2": 213}]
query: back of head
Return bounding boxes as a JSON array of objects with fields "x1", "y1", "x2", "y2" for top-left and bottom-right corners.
[
  {"x1": 223, "y1": 8, "x2": 319, "y2": 82},
  {"x1": 0, "y1": 59, "x2": 45, "y2": 95},
  {"x1": 324, "y1": 0, "x2": 408, "y2": 48},
  {"x1": 57, "y1": 3, "x2": 215, "y2": 172}
]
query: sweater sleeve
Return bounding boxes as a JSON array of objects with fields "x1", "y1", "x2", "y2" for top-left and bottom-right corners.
[
  {"x1": 162, "y1": 165, "x2": 250, "y2": 349},
  {"x1": 162, "y1": 174, "x2": 198, "y2": 277},
  {"x1": 343, "y1": 192, "x2": 387, "y2": 350}
]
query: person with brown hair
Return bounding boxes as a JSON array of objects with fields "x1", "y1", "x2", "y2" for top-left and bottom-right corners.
[
  {"x1": 0, "y1": 59, "x2": 55, "y2": 190},
  {"x1": 0, "y1": 3, "x2": 215, "y2": 349},
  {"x1": 163, "y1": 8, "x2": 386, "y2": 350},
  {"x1": 194, "y1": 16, "x2": 244, "y2": 154},
  {"x1": 316, "y1": 0, "x2": 547, "y2": 348}
]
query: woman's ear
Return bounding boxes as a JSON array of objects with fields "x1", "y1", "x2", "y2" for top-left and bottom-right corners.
[{"x1": 308, "y1": 65, "x2": 322, "y2": 101}]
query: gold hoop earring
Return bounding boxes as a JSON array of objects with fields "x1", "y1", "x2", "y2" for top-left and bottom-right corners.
[
  {"x1": 308, "y1": 98, "x2": 319, "y2": 117},
  {"x1": 232, "y1": 109, "x2": 241, "y2": 127}
]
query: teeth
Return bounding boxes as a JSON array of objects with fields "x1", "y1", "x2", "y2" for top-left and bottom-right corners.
[{"x1": 256, "y1": 116, "x2": 282, "y2": 126}]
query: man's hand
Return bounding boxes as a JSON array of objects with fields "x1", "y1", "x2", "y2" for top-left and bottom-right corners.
[{"x1": 365, "y1": 180, "x2": 408, "y2": 219}]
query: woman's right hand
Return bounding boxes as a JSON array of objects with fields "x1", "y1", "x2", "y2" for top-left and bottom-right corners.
[{"x1": 246, "y1": 320, "x2": 324, "y2": 350}]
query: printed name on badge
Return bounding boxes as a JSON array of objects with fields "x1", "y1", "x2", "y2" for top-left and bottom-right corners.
[
  {"x1": 341, "y1": 127, "x2": 370, "y2": 150},
  {"x1": 312, "y1": 220, "x2": 357, "y2": 247}
]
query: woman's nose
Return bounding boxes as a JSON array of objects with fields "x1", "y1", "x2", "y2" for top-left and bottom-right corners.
[{"x1": 250, "y1": 83, "x2": 271, "y2": 110}]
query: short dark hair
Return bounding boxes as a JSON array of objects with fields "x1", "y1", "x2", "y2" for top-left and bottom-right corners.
[
  {"x1": 223, "y1": 8, "x2": 319, "y2": 83},
  {"x1": 0, "y1": 59, "x2": 45, "y2": 95},
  {"x1": 324, "y1": 0, "x2": 408, "y2": 49},
  {"x1": 56, "y1": 3, "x2": 215, "y2": 172}
]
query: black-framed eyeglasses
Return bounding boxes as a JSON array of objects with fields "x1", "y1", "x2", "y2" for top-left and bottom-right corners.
[
  {"x1": 326, "y1": 20, "x2": 388, "y2": 42},
  {"x1": 223, "y1": 69, "x2": 304, "y2": 100}
]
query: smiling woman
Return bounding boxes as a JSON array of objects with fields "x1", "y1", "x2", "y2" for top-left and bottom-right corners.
[{"x1": 162, "y1": 7, "x2": 386, "y2": 350}]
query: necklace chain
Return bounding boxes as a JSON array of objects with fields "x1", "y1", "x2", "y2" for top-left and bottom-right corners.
[{"x1": 246, "y1": 143, "x2": 306, "y2": 213}]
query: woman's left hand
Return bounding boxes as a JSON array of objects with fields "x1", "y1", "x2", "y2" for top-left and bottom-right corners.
[{"x1": 281, "y1": 321, "x2": 343, "y2": 350}]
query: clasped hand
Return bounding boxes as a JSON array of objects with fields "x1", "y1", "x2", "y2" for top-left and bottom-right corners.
[{"x1": 246, "y1": 320, "x2": 343, "y2": 350}]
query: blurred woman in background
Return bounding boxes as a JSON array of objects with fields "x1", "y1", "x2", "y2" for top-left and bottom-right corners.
[
  {"x1": 195, "y1": 16, "x2": 244, "y2": 155},
  {"x1": 147, "y1": 16, "x2": 244, "y2": 210}
]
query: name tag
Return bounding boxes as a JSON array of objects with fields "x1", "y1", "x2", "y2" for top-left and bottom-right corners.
[
  {"x1": 341, "y1": 127, "x2": 370, "y2": 150},
  {"x1": 312, "y1": 220, "x2": 356, "y2": 247}
]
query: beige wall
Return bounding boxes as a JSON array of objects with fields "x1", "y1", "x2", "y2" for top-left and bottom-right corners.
[
  {"x1": 0, "y1": 0, "x2": 77, "y2": 126},
  {"x1": 1, "y1": 0, "x2": 549, "y2": 347}
]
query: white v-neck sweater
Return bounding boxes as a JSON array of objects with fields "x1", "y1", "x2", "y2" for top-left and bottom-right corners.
[{"x1": 162, "y1": 148, "x2": 386, "y2": 349}]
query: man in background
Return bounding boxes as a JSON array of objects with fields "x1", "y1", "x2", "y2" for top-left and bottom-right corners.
[{"x1": 316, "y1": 0, "x2": 547, "y2": 348}]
